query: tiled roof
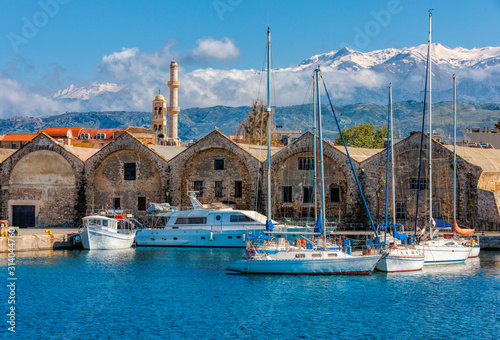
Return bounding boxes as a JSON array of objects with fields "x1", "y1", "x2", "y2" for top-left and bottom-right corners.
[
  {"x1": 79, "y1": 128, "x2": 122, "y2": 139},
  {"x1": 124, "y1": 126, "x2": 153, "y2": 133},
  {"x1": 2, "y1": 134, "x2": 37, "y2": 142},
  {"x1": 37, "y1": 127, "x2": 83, "y2": 138}
]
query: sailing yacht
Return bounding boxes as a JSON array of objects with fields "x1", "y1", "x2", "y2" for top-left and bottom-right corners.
[
  {"x1": 414, "y1": 11, "x2": 471, "y2": 264},
  {"x1": 375, "y1": 84, "x2": 425, "y2": 272},
  {"x1": 450, "y1": 75, "x2": 480, "y2": 258},
  {"x1": 227, "y1": 36, "x2": 381, "y2": 274}
]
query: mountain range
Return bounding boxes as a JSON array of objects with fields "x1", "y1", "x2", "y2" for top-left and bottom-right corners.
[
  {"x1": 1, "y1": 101, "x2": 498, "y2": 143},
  {"x1": 51, "y1": 43, "x2": 500, "y2": 110}
]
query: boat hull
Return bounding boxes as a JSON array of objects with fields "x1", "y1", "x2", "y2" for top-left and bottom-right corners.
[
  {"x1": 81, "y1": 228, "x2": 136, "y2": 250},
  {"x1": 468, "y1": 245, "x2": 480, "y2": 258},
  {"x1": 226, "y1": 255, "x2": 381, "y2": 275},
  {"x1": 376, "y1": 255, "x2": 425, "y2": 272},
  {"x1": 416, "y1": 242, "x2": 471, "y2": 265},
  {"x1": 135, "y1": 227, "x2": 311, "y2": 248}
]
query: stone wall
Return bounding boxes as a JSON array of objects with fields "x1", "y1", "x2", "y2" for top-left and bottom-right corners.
[
  {"x1": 0, "y1": 134, "x2": 84, "y2": 227},
  {"x1": 362, "y1": 133, "x2": 482, "y2": 227},
  {"x1": 268, "y1": 132, "x2": 361, "y2": 222},
  {"x1": 168, "y1": 131, "x2": 261, "y2": 210},
  {"x1": 84, "y1": 133, "x2": 168, "y2": 219}
]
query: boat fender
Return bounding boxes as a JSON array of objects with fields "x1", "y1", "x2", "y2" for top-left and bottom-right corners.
[
  {"x1": 471, "y1": 240, "x2": 475, "y2": 247},
  {"x1": 210, "y1": 232, "x2": 213, "y2": 241}
]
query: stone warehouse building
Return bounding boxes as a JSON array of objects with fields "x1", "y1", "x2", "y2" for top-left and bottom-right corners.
[{"x1": 2, "y1": 128, "x2": 500, "y2": 230}]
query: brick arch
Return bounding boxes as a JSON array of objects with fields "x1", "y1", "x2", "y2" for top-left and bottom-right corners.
[{"x1": 168, "y1": 130, "x2": 262, "y2": 208}]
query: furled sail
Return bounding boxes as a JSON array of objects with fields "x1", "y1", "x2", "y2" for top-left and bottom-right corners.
[{"x1": 452, "y1": 220, "x2": 474, "y2": 236}]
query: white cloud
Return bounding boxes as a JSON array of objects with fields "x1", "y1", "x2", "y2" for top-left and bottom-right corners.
[
  {"x1": 0, "y1": 74, "x2": 81, "y2": 118},
  {"x1": 189, "y1": 37, "x2": 241, "y2": 61},
  {"x1": 97, "y1": 42, "x2": 179, "y2": 80}
]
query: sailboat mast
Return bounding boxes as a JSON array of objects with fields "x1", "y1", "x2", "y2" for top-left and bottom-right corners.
[
  {"x1": 266, "y1": 27, "x2": 272, "y2": 223},
  {"x1": 315, "y1": 68, "x2": 326, "y2": 243},
  {"x1": 428, "y1": 10, "x2": 434, "y2": 239},
  {"x1": 384, "y1": 84, "x2": 390, "y2": 245},
  {"x1": 453, "y1": 74, "x2": 457, "y2": 222},
  {"x1": 390, "y1": 84, "x2": 396, "y2": 227},
  {"x1": 313, "y1": 73, "x2": 318, "y2": 222}
]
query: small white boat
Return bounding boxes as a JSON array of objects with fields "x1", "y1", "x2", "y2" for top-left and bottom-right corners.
[
  {"x1": 376, "y1": 246, "x2": 425, "y2": 272},
  {"x1": 227, "y1": 236, "x2": 381, "y2": 275},
  {"x1": 80, "y1": 213, "x2": 136, "y2": 250},
  {"x1": 416, "y1": 237, "x2": 471, "y2": 265}
]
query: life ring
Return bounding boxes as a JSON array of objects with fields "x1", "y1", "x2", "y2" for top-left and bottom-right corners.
[{"x1": 247, "y1": 248, "x2": 256, "y2": 258}]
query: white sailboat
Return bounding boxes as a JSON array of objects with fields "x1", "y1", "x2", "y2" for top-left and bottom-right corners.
[
  {"x1": 80, "y1": 211, "x2": 136, "y2": 250},
  {"x1": 227, "y1": 32, "x2": 381, "y2": 274},
  {"x1": 376, "y1": 84, "x2": 425, "y2": 273},
  {"x1": 450, "y1": 75, "x2": 480, "y2": 258},
  {"x1": 415, "y1": 11, "x2": 471, "y2": 264}
]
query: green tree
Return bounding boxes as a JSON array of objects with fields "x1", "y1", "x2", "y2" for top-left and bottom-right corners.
[
  {"x1": 235, "y1": 99, "x2": 282, "y2": 146},
  {"x1": 334, "y1": 122, "x2": 388, "y2": 148},
  {"x1": 495, "y1": 120, "x2": 500, "y2": 130}
]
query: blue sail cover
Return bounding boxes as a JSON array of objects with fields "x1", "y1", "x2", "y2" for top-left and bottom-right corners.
[
  {"x1": 266, "y1": 220, "x2": 274, "y2": 232},
  {"x1": 434, "y1": 218, "x2": 452, "y2": 228},
  {"x1": 314, "y1": 213, "x2": 323, "y2": 234},
  {"x1": 392, "y1": 224, "x2": 407, "y2": 243}
]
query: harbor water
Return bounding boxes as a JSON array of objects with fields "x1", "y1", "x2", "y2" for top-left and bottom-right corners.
[{"x1": 2, "y1": 248, "x2": 500, "y2": 339}]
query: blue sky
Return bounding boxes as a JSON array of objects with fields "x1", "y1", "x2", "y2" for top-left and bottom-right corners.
[{"x1": 1, "y1": 0, "x2": 500, "y2": 116}]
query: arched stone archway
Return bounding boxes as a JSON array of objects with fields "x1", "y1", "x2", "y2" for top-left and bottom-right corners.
[
  {"x1": 179, "y1": 148, "x2": 253, "y2": 209},
  {"x1": 1, "y1": 133, "x2": 84, "y2": 228},
  {"x1": 89, "y1": 150, "x2": 162, "y2": 215}
]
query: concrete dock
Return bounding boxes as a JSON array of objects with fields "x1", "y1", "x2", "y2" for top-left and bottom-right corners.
[{"x1": 0, "y1": 228, "x2": 79, "y2": 253}]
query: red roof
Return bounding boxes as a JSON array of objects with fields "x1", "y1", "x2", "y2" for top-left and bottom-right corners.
[
  {"x1": 79, "y1": 128, "x2": 122, "y2": 139},
  {"x1": 2, "y1": 134, "x2": 37, "y2": 142},
  {"x1": 37, "y1": 127, "x2": 83, "y2": 138}
]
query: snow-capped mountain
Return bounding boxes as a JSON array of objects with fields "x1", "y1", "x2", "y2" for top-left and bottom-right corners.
[
  {"x1": 50, "y1": 44, "x2": 500, "y2": 111},
  {"x1": 52, "y1": 82, "x2": 127, "y2": 100}
]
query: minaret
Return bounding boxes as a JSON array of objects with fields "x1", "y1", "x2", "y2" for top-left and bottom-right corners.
[
  {"x1": 167, "y1": 61, "x2": 180, "y2": 145},
  {"x1": 152, "y1": 91, "x2": 167, "y2": 141}
]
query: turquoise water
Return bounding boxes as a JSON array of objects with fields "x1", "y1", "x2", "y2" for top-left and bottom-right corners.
[{"x1": 2, "y1": 248, "x2": 500, "y2": 339}]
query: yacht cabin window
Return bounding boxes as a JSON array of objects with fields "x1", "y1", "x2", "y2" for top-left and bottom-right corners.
[
  {"x1": 230, "y1": 215, "x2": 255, "y2": 222},
  {"x1": 175, "y1": 217, "x2": 207, "y2": 225}
]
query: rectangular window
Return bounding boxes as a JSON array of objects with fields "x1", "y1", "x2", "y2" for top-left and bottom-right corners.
[
  {"x1": 234, "y1": 181, "x2": 243, "y2": 198},
  {"x1": 230, "y1": 215, "x2": 255, "y2": 222},
  {"x1": 298, "y1": 157, "x2": 314, "y2": 170},
  {"x1": 282, "y1": 186, "x2": 292, "y2": 203},
  {"x1": 396, "y1": 202, "x2": 407, "y2": 219},
  {"x1": 432, "y1": 202, "x2": 442, "y2": 220},
  {"x1": 194, "y1": 181, "x2": 203, "y2": 197},
  {"x1": 114, "y1": 198, "x2": 121, "y2": 210},
  {"x1": 410, "y1": 178, "x2": 428, "y2": 190},
  {"x1": 330, "y1": 186, "x2": 340, "y2": 203},
  {"x1": 303, "y1": 186, "x2": 313, "y2": 204},
  {"x1": 124, "y1": 163, "x2": 136, "y2": 180},
  {"x1": 214, "y1": 159, "x2": 224, "y2": 170},
  {"x1": 138, "y1": 197, "x2": 146, "y2": 211},
  {"x1": 215, "y1": 181, "x2": 223, "y2": 197},
  {"x1": 175, "y1": 217, "x2": 207, "y2": 224}
]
